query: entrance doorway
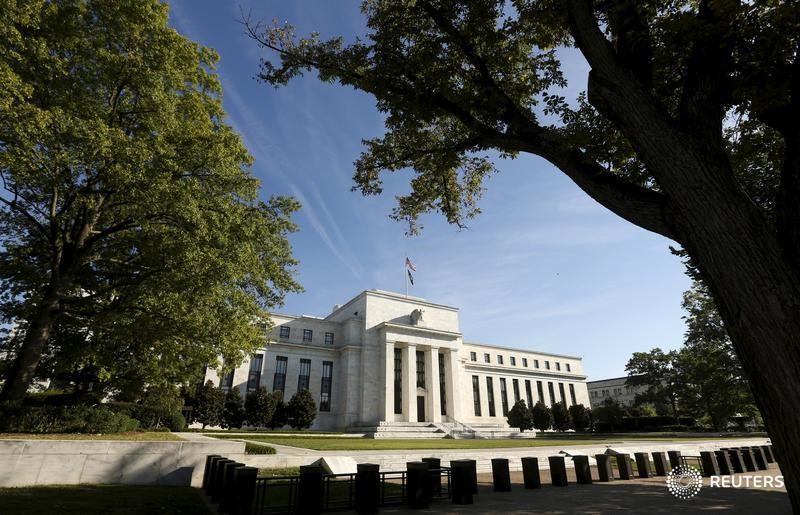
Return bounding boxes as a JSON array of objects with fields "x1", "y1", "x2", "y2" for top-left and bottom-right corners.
[{"x1": 417, "y1": 396, "x2": 425, "y2": 422}]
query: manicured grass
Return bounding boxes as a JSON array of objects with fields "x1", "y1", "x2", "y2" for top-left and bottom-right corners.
[
  {"x1": 0, "y1": 485, "x2": 213, "y2": 514},
  {"x1": 245, "y1": 441, "x2": 276, "y2": 454},
  {"x1": 189, "y1": 428, "x2": 344, "y2": 435},
  {"x1": 0, "y1": 432, "x2": 183, "y2": 441}
]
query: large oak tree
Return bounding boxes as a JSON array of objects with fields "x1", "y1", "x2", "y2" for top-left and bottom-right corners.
[
  {"x1": 0, "y1": 1, "x2": 301, "y2": 403},
  {"x1": 246, "y1": 0, "x2": 800, "y2": 506}
]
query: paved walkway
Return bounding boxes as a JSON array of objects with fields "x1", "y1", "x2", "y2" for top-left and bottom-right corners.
[{"x1": 376, "y1": 468, "x2": 791, "y2": 514}]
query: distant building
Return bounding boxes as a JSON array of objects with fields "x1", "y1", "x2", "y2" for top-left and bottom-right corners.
[
  {"x1": 587, "y1": 376, "x2": 648, "y2": 408},
  {"x1": 204, "y1": 289, "x2": 591, "y2": 432}
]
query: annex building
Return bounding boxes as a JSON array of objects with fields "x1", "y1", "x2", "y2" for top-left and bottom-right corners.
[{"x1": 204, "y1": 290, "x2": 590, "y2": 435}]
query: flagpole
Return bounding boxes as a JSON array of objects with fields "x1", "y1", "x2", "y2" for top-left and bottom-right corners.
[{"x1": 404, "y1": 257, "x2": 408, "y2": 297}]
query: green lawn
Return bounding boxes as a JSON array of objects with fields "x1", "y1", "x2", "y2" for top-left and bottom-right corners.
[
  {"x1": 0, "y1": 485, "x2": 213, "y2": 514},
  {"x1": 210, "y1": 433, "x2": 759, "y2": 451},
  {"x1": 0, "y1": 432, "x2": 183, "y2": 441}
]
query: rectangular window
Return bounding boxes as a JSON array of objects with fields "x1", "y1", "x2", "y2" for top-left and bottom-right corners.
[
  {"x1": 470, "y1": 351, "x2": 477, "y2": 361},
  {"x1": 298, "y1": 358, "x2": 311, "y2": 391},
  {"x1": 484, "y1": 353, "x2": 490, "y2": 363},
  {"x1": 394, "y1": 349, "x2": 402, "y2": 414},
  {"x1": 273, "y1": 356, "x2": 288, "y2": 393},
  {"x1": 569, "y1": 384, "x2": 577, "y2": 405},
  {"x1": 559, "y1": 382, "x2": 567, "y2": 405},
  {"x1": 247, "y1": 354, "x2": 263, "y2": 391},
  {"x1": 320, "y1": 361, "x2": 333, "y2": 411},
  {"x1": 525, "y1": 380, "x2": 533, "y2": 408},
  {"x1": 497, "y1": 355, "x2": 504, "y2": 365},
  {"x1": 438, "y1": 353, "x2": 447, "y2": 416},
  {"x1": 302, "y1": 329, "x2": 313, "y2": 343},
  {"x1": 566, "y1": 363, "x2": 572, "y2": 372},
  {"x1": 279, "y1": 326, "x2": 290, "y2": 339},
  {"x1": 416, "y1": 351, "x2": 425, "y2": 388},
  {"x1": 534, "y1": 359, "x2": 540, "y2": 369},
  {"x1": 556, "y1": 362, "x2": 561, "y2": 371},
  {"x1": 324, "y1": 332, "x2": 334, "y2": 345},
  {"x1": 486, "y1": 377, "x2": 496, "y2": 417},
  {"x1": 472, "y1": 376, "x2": 482, "y2": 416},
  {"x1": 499, "y1": 378, "x2": 509, "y2": 416},
  {"x1": 522, "y1": 358, "x2": 528, "y2": 367},
  {"x1": 512, "y1": 378, "x2": 521, "y2": 403},
  {"x1": 548, "y1": 381, "x2": 556, "y2": 405},
  {"x1": 537, "y1": 381, "x2": 544, "y2": 404},
  {"x1": 510, "y1": 357, "x2": 516, "y2": 366},
  {"x1": 545, "y1": 360, "x2": 551, "y2": 370},
  {"x1": 220, "y1": 369, "x2": 234, "y2": 389}
]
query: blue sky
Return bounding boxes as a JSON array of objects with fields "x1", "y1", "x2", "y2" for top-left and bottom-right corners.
[{"x1": 168, "y1": 0, "x2": 691, "y2": 381}]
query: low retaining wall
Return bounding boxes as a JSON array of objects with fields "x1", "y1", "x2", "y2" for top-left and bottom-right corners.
[
  {"x1": 236, "y1": 437, "x2": 772, "y2": 474},
  {"x1": 0, "y1": 438, "x2": 245, "y2": 488}
]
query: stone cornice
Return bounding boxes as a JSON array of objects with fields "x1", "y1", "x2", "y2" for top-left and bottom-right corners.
[{"x1": 378, "y1": 322, "x2": 462, "y2": 340}]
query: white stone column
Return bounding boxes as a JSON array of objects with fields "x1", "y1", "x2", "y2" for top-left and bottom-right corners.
[
  {"x1": 383, "y1": 341, "x2": 395, "y2": 421},
  {"x1": 402, "y1": 344, "x2": 417, "y2": 422},
  {"x1": 446, "y1": 348, "x2": 461, "y2": 421},
  {"x1": 426, "y1": 347, "x2": 441, "y2": 423}
]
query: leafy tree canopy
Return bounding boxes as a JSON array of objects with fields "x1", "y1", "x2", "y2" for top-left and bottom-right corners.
[
  {"x1": 531, "y1": 400, "x2": 552, "y2": 432},
  {"x1": 286, "y1": 388, "x2": 317, "y2": 430},
  {"x1": 507, "y1": 399, "x2": 533, "y2": 432},
  {"x1": 0, "y1": 0, "x2": 301, "y2": 403}
]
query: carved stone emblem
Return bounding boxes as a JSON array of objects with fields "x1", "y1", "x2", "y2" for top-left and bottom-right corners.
[{"x1": 410, "y1": 308, "x2": 424, "y2": 326}]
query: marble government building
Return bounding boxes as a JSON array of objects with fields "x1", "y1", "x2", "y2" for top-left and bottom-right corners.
[{"x1": 204, "y1": 290, "x2": 590, "y2": 435}]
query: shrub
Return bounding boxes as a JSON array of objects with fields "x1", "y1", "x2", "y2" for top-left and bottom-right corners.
[
  {"x1": 222, "y1": 387, "x2": 246, "y2": 429},
  {"x1": 655, "y1": 424, "x2": 690, "y2": 432},
  {"x1": 245, "y1": 387, "x2": 279, "y2": 427},
  {"x1": 507, "y1": 400, "x2": 533, "y2": 432},
  {"x1": 286, "y1": 389, "x2": 317, "y2": 430},
  {"x1": 192, "y1": 381, "x2": 225, "y2": 429},
  {"x1": 531, "y1": 401, "x2": 552, "y2": 431},
  {"x1": 0, "y1": 405, "x2": 139, "y2": 433},
  {"x1": 551, "y1": 402, "x2": 572, "y2": 431},
  {"x1": 268, "y1": 399, "x2": 288, "y2": 429},
  {"x1": 568, "y1": 404, "x2": 590, "y2": 432},
  {"x1": 245, "y1": 442, "x2": 277, "y2": 455},
  {"x1": 106, "y1": 401, "x2": 183, "y2": 430}
]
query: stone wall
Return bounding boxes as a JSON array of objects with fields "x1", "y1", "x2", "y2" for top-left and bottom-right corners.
[{"x1": 0, "y1": 438, "x2": 244, "y2": 488}]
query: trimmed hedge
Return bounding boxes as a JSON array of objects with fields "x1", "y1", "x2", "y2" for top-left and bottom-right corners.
[
  {"x1": 105, "y1": 402, "x2": 185, "y2": 431},
  {"x1": 245, "y1": 442, "x2": 277, "y2": 455},
  {"x1": 0, "y1": 405, "x2": 140, "y2": 433}
]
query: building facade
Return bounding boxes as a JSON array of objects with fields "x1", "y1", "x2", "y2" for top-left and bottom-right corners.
[
  {"x1": 586, "y1": 376, "x2": 648, "y2": 408},
  {"x1": 205, "y1": 290, "x2": 590, "y2": 430}
]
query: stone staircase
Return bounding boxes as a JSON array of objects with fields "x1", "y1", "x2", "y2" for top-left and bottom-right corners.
[
  {"x1": 468, "y1": 422, "x2": 537, "y2": 439},
  {"x1": 345, "y1": 421, "x2": 448, "y2": 439}
]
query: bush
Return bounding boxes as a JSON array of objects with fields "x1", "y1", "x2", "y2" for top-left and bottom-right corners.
[
  {"x1": 0, "y1": 405, "x2": 139, "y2": 433},
  {"x1": 245, "y1": 387, "x2": 280, "y2": 427},
  {"x1": 531, "y1": 401, "x2": 552, "y2": 431},
  {"x1": 245, "y1": 442, "x2": 277, "y2": 455},
  {"x1": 222, "y1": 388, "x2": 246, "y2": 429},
  {"x1": 191, "y1": 381, "x2": 225, "y2": 429},
  {"x1": 106, "y1": 401, "x2": 183, "y2": 430},
  {"x1": 507, "y1": 400, "x2": 533, "y2": 432},
  {"x1": 655, "y1": 424, "x2": 690, "y2": 432},
  {"x1": 286, "y1": 389, "x2": 317, "y2": 430}
]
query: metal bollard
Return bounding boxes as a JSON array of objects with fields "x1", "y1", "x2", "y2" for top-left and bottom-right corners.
[
  {"x1": 634, "y1": 453, "x2": 651, "y2": 478},
  {"x1": 296, "y1": 465, "x2": 324, "y2": 515},
  {"x1": 616, "y1": 454, "x2": 632, "y2": 480},
  {"x1": 667, "y1": 451, "x2": 682, "y2": 470},
  {"x1": 573, "y1": 455, "x2": 592, "y2": 484},
  {"x1": 407, "y1": 461, "x2": 432, "y2": 509},
  {"x1": 740, "y1": 448, "x2": 757, "y2": 472},
  {"x1": 761, "y1": 445, "x2": 776, "y2": 464},
  {"x1": 211, "y1": 458, "x2": 233, "y2": 504},
  {"x1": 715, "y1": 450, "x2": 733, "y2": 475},
  {"x1": 491, "y1": 458, "x2": 511, "y2": 492},
  {"x1": 231, "y1": 466, "x2": 258, "y2": 515},
  {"x1": 521, "y1": 457, "x2": 541, "y2": 489},
  {"x1": 450, "y1": 460, "x2": 474, "y2": 505},
  {"x1": 750, "y1": 447, "x2": 768, "y2": 470},
  {"x1": 700, "y1": 452, "x2": 720, "y2": 477},
  {"x1": 202, "y1": 455, "x2": 222, "y2": 492},
  {"x1": 421, "y1": 457, "x2": 442, "y2": 496},
  {"x1": 652, "y1": 452, "x2": 669, "y2": 476},
  {"x1": 221, "y1": 461, "x2": 245, "y2": 513},
  {"x1": 549, "y1": 456, "x2": 568, "y2": 487},
  {"x1": 727, "y1": 449, "x2": 745, "y2": 473},
  {"x1": 355, "y1": 463, "x2": 380, "y2": 515},
  {"x1": 595, "y1": 454, "x2": 614, "y2": 482}
]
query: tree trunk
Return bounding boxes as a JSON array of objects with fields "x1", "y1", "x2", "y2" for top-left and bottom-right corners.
[{"x1": 0, "y1": 296, "x2": 60, "y2": 406}]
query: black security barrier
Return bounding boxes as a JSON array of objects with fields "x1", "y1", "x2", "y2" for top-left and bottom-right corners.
[
  {"x1": 211, "y1": 459, "x2": 234, "y2": 504},
  {"x1": 595, "y1": 454, "x2": 614, "y2": 482},
  {"x1": 549, "y1": 456, "x2": 568, "y2": 487},
  {"x1": 652, "y1": 452, "x2": 669, "y2": 476},
  {"x1": 231, "y1": 466, "x2": 258, "y2": 515},
  {"x1": 573, "y1": 455, "x2": 592, "y2": 485},
  {"x1": 203, "y1": 454, "x2": 222, "y2": 492},
  {"x1": 297, "y1": 465, "x2": 325, "y2": 515},
  {"x1": 221, "y1": 461, "x2": 245, "y2": 513},
  {"x1": 407, "y1": 461, "x2": 432, "y2": 510},
  {"x1": 634, "y1": 453, "x2": 651, "y2": 478},
  {"x1": 616, "y1": 454, "x2": 633, "y2": 480},
  {"x1": 740, "y1": 448, "x2": 757, "y2": 472},
  {"x1": 491, "y1": 458, "x2": 511, "y2": 492},
  {"x1": 465, "y1": 459, "x2": 478, "y2": 494},
  {"x1": 521, "y1": 457, "x2": 541, "y2": 489},
  {"x1": 750, "y1": 447, "x2": 768, "y2": 470},
  {"x1": 667, "y1": 451, "x2": 682, "y2": 470},
  {"x1": 422, "y1": 457, "x2": 442, "y2": 496},
  {"x1": 355, "y1": 463, "x2": 380, "y2": 515},
  {"x1": 727, "y1": 449, "x2": 745, "y2": 473},
  {"x1": 762, "y1": 445, "x2": 776, "y2": 464},
  {"x1": 450, "y1": 460, "x2": 474, "y2": 505},
  {"x1": 715, "y1": 450, "x2": 734, "y2": 476},
  {"x1": 700, "y1": 452, "x2": 720, "y2": 477}
]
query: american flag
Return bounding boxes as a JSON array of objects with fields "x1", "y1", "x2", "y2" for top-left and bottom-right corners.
[{"x1": 405, "y1": 257, "x2": 416, "y2": 272}]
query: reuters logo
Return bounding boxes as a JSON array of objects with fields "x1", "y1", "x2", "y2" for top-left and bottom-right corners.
[{"x1": 666, "y1": 466, "x2": 703, "y2": 499}]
